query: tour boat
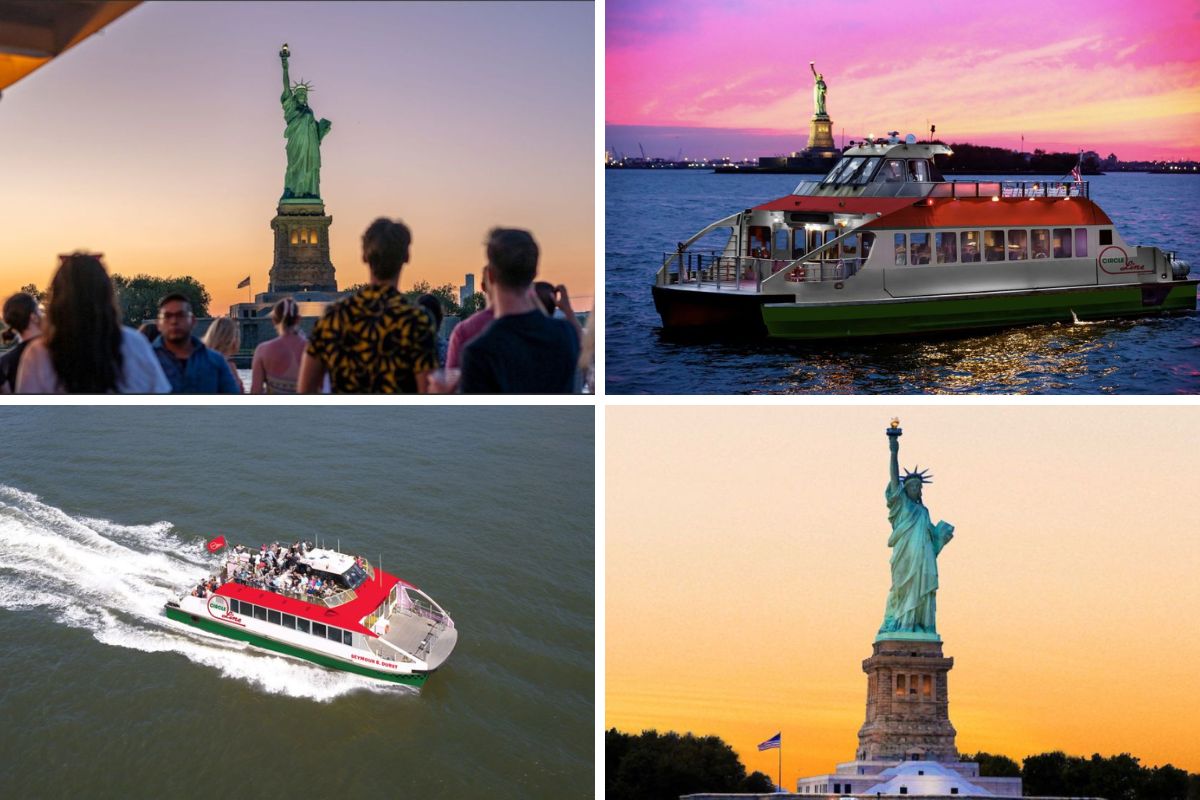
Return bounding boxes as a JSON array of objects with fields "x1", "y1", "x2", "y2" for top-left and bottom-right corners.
[
  {"x1": 652, "y1": 136, "x2": 1196, "y2": 339},
  {"x1": 164, "y1": 544, "x2": 457, "y2": 686}
]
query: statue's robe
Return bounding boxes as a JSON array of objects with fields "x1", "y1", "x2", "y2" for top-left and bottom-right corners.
[
  {"x1": 281, "y1": 91, "x2": 326, "y2": 198},
  {"x1": 879, "y1": 481, "x2": 954, "y2": 635}
]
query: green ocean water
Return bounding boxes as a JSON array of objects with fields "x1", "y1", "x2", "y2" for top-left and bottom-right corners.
[{"x1": 0, "y1": 406, "x2": 594, "y2": 798}]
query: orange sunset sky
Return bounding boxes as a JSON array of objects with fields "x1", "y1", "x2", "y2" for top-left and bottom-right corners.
[
  {"x1": 0, "y1": 2, "x2": 594, "y2": 313},
  {"x1": 607, "y1": 406, "x2": 1200, "y2": 785}
]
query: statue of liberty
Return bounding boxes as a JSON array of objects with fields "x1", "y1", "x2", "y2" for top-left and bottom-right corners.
[
  {"x1": 878, "y1": 419, "x2": 954, "y2": 640},
  {"x1": 810, "y1": 61, "x2": 827, "y2": 117},
  {"x1": 279, "y1": 44, "x2": 332, "y2": 200}
]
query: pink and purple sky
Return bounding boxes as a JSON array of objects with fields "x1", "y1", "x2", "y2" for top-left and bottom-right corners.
[{"x1": 606, "y1": 0, "x2": 1200, "y2": 162}]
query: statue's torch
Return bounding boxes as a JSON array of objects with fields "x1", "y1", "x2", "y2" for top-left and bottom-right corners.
[{"x1": 886, "y1": 417, "x2": 902, "y2": 438}]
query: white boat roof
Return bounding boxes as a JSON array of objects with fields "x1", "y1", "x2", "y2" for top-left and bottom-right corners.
[
  {"x1": 841, "y1": 140, "x2": 953, "y2": 159},
  {"x1": 299, "y1": 548, "x2": 357, "y2": 575}
]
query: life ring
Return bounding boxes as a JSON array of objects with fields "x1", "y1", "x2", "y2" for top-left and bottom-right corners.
[{"x1": 789, "y1": 266, "x2": 807, "y2": 282}]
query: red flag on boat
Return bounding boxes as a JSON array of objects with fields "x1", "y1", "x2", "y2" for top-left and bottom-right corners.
[{"x1": 207, "y1": 535, "x2": 227, "y2": 553}]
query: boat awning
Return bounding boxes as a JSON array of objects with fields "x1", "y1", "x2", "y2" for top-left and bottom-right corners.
[
  {"x1": 752, "y1": 195, "x2": 917, "y2": 217},
  {"x1": 216, "y1": 569, "x2": 413, "y2": 638},
  {"x1": 863, "y1": 196, "x2": 1113, "y2": 229},
  {"x1": 0, "y1": 1, "x2": 140, "y2": 92}
]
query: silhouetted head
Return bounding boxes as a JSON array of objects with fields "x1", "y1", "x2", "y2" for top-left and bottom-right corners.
[
  {"x1": 271, "y1": 297, "x2": 301, "y2": 332},
  {"x1": 534, "y1": 281, "x2": 556, "y2": 315},
  {"x1": 361, "y1": 217, "x2": 411, "y2": 283},
  {"x1": 2, "y1": 292, "x2": 40, "y2": 344},
  {"x1": 484, "y1": 228, "x2": 539, "y2": 290},
  {"x1": 45, "y1": 253, "x2": 123, "y2": 392},
  {"x1": 138, "y1": 322, "x2": 159, "y2": 342},
  {"x1": 416, "y1": 293, "x2": 442, "y2": 331}
]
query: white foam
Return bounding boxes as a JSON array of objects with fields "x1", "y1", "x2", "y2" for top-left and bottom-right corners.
[{"x1": 0, "y1": 484, "x2": 414, "y2": 702}]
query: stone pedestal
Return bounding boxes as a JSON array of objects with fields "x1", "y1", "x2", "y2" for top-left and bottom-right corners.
[
  {"x1": 808, "y1": 113, "x2": 836, "y2": 151},
  {"x1": 856, "y1": 639, "x2": 958, "y2": 763},
  {"x1": 269, "y1": 199, "x2": 337, "y2": 293}
]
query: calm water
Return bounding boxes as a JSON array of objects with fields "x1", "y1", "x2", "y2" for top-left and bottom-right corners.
[
  {"x1": 0, "y1": 407, "x2": 593, "y2": 797},
  {"x1": 606, "y1": 171, "x2": 1200, "y2": 393}
]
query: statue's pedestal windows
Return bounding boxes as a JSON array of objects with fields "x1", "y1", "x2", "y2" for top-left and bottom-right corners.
[
  {"x1": 808, "y1": 113, "x2": 836, "y2": 151},
  {"x1": 269, "y1": 201, "x2": 337, "y2": 294},
  {"x1": 857, "y1": 639, "x2": 959, "y2": 763}
]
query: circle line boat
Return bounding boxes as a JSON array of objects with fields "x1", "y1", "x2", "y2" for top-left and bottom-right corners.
[
  {"x1": 164, "y1": 541, "x2": 457, "y2": 686},
  {"x1": 651, "y1": 136, "x2": 1196, "y2": 339}
]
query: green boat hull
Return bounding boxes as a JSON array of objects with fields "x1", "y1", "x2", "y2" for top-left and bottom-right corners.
[
  {"x1": 164, "y1": 605, "x2": 428, "y2": 686},
  {"x1": 761, "y1": 282, "x2": 1198, "y2": 340}
]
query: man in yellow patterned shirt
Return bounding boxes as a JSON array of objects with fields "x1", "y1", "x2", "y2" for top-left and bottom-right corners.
[{"x1": 298, "y1": 218, "x2": 438, "y2": 393}]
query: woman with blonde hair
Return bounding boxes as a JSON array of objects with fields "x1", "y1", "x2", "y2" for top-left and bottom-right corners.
[
  {"x1": 250, "y1": 297, "x2": 305, "y2": 393},
  {"x1": 202, "y1": 316, "x2": 244, "y2": 393}
]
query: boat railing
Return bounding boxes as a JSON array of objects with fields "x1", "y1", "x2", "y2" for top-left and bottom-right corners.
[
  {"x1": 929, "y1": 180, "x2": 1089, "y2": 199},
  {"x1": 659, "y1": 249, "x2": 868, "y2": 291},
  {"x1": 322, "y1": 588, "x2": 357, "y2": 607}
]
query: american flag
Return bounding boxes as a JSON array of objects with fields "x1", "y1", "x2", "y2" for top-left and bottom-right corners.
[
  {"x1": 758, "y1": 732, "x2": 781, "y2": 751},
  {"x1": 1071, "y1": 152, "x2": 1082, "y2": 183},
  {"x1": 237, "y1": 276, "x2": 251, "y2": 289}
]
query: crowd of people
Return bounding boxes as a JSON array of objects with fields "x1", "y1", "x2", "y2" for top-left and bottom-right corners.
[
  {"x1": 0, "y1": 220, "x2": 594, "y2": 394},
  {"x1": 191, "y1": 540, "x2": 351, "y2": 603}
]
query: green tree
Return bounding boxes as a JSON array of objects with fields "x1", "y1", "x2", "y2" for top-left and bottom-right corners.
[
  {"x1": 961, "y1": 751, "x2": 1020, "y2": 778},
  {"x1": 1022, "y1": 751, "x2": 1071, "y2": 796},
  {"x1": 606, "y1": 728, "x2": 768, "y2": 800},
  {"x1": 403, "y1": 280, "x2": 461, "y2": 316},
  {"x1": 459, "y1": 291, "x2": 486, "y2": 318},
  {"x1": 18, "y1": 283, "x2": 46, "y2": 303},
  {"x1": 111, "y1": 274, "x2": 211, "y2": 326}
]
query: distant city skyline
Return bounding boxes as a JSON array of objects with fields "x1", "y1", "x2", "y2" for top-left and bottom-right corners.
[
  {"x1": 0, "y1": 2, "x2": 594, "y2": 313},
  {"x1": 607, "y1": 0, "x2": 1200, "y2": 163}
]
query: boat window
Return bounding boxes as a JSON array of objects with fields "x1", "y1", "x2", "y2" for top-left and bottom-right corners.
[
  {"x1": 312, "y1": 622, "x2": 327, "y2": 639},
  {"x1": 907, "y1": 160, "x2": 931, "y2": 182},
  {"x1": 282, "y1": 614, "x2": 296, "y2": 629},
  {"x1": 1007, "y1": 230, "x2": 1029, "y2": 260},
  {"x1": 882, "y1": 160, "x2": 905, "y2": 182},
  {"x1": 935, "y1": 232, "x2": 957, "y2": 264},
  {"x1": 747, "y1": 226, "x2": 771, "y2": 258},
  {"x1": 910, "y1": 233, "x2": 931, "y2": 265},
  {"x1": 810, "y1": 229, "x2": 824, "y2": 253},
  {"x1": 791, "y1": 229, "x2": 807, "y2": 259},
  {"x1": 842, "y1": 234, "x2": 858, "y2": 261},
  {"x1": 824, "y1": 229, "x2": 838, "y2": 260},
  {"x1": 327, "y1": 627, "x2": 342, "y2": 643},
  {"x1": 1074, "y1": 228, "x2": 1088, "y2": 257},
  {"x1": 1099, "y1": 228, "x2": 1113, "y2": 246},
  {"x1": 253, "y1": 605, "x2": 267, "y2": 621},
  {"x1": 1031, "y1": 229, "x2": 1050, "y2": 259},
  {"x1": 342, "y1": 564, "x2": 368, "y2": 590},
  {"x1": 229, "y1": 600, "x2": 241, "y2": 615},
  {"x1": 297, "y1": 618, "x2": 310, "y2": 634},
  {"x1": 861, "y1": 232, "x2": 875, "y2": 262},
  {"x1": 984, "y1": 230, "x2": 1005, "y2": 261},
  {"x1": 894, "y1": 233, "x2": 907, "y2": 265},
  {"x1": 268, "y1": 610, "x2": 281, "y2": 625},
  {"x1": 836, "y1": 157, "x2": 865, "y2": 185},
  {"x1": 343, "y1": 630, "x2": 353, "y2": 646},
  {"x1": 773, "y1": 228, "x2": 789, "y2": 256},
  {"x1": 852, "y1": 157, "x2": 881, "y2": 185},
  {"x1": 820, "y1": 158, "x2": 847, "y2": 184},
  {"x1": 1053, "y1": 228, "x2": 1072, "y2": 258},
  {"x1": 960, "y1": 231, "x2": 980, "y2": 263}
]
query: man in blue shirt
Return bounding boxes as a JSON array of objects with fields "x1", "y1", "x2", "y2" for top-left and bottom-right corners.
[{"x1": 152, "y1": 293, "x2": 240, "y2": 394}]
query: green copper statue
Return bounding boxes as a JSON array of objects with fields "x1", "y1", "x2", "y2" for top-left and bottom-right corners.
[
  {"x1": 877, "y1": 419, "x2": 954, "y2": 641},
  {"x1": 810, "y1": 61, "x2": 827, "y2": 117},
  {"x1": 279, "y1": 43, "x2": 332, "y2": 201}
]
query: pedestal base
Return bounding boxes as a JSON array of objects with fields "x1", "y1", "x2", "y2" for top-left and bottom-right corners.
[
  {"x1": 856, "y1": 639, "x2": 958, "y2": 763},
  {"x1": 269, "y1": 200, "x2": 337, "y2": 294},
  {"x1": 808, "y1": 114, "x2": 836, "y2": 151}
]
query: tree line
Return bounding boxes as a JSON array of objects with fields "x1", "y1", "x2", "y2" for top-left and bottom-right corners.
[
  {"x1": 14, "y1": 276, "x2": 486, "y2": 330},
  {"x1": 605, "y1": 729, "x2": 1199, "y2": 800}
]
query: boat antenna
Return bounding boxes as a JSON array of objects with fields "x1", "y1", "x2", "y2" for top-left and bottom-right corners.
[{"x1": 337, "y1": 538, "x2": 340, "y2": 553}]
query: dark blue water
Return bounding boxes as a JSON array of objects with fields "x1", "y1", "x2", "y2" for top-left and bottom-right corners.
[{"x1": 606, "y1": 171, "x2": 1200, "y2": 394}]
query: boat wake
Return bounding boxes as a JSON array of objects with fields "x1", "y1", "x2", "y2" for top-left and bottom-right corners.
[
  {"x1": 1070, "y1": 310, "x2": 1102, "y2": 326},
  {"x1": 0, "y1": 485, "x2": 412, "y2": 701}
]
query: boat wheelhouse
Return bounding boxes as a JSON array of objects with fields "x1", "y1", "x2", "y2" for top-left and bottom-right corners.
[
  {"x1": 164, "y1": 543, "x2": 457, "y2": 686},
  {"x1": 652, "y1": 137, "x2": 1195, "y2": 339}
]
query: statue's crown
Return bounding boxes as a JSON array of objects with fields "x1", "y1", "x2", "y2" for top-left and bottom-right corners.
[
  {"x1": 902, "y1": 466, "x2": 933, "y2": 485},
  {"x1": 292, "y1": 79, "x2": 314, "y2": 93}
]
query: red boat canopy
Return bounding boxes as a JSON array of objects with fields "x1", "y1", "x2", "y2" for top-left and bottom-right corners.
[
  {"x1": 753, "y1": 195, "x2": 917, "y2": 216},
  {"x1": 216, "y1": 570, "x2": 414, "y2": 638},
  {"x1": 863, "y1": 196, "x2": 1113, "y2": 229}
]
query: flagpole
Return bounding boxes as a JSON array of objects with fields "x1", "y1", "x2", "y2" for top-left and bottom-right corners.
[{"x1": 778, "y1": 739, "x2": 782, "y2": 793}]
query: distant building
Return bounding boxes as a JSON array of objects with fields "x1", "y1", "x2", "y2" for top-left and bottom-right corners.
[{"x1": 459, "y1": 273, "x2": 476, "y2": 305}]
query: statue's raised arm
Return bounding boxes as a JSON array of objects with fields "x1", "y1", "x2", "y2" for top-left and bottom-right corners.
[
  {"x1": 887, "y1": 418, "x2": 901, "y2": 489},
  {"x1": 280, "y1": 44, "x2": 291, "y2": 97},
  {"x1": 810, "y1": 61, "x2": 818, "y2": 79}
]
